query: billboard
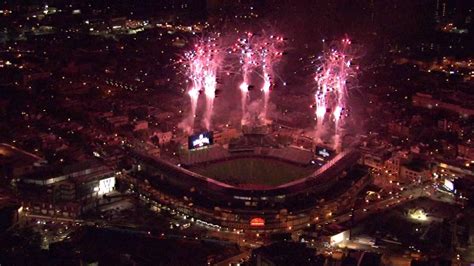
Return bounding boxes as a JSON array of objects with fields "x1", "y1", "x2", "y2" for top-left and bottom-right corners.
[
  {"x1": 188, "y1": 131, "x2": 214, "y2": 150},
  {"x1": 97, "y1": 177, "x2": 116, "y2": 195}
]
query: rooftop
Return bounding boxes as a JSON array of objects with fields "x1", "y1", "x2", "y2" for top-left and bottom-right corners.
[
  {"x1": 20, "y1": 160, "x2": 110, "y2": 182},
  {"x1": 0, "y1": 143, "x2": 44, "y2": 168}
]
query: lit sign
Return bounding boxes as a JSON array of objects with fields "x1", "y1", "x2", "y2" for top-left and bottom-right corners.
[
  {"x1": 408, "y1": 208, "x2": 428, "y2": 221},
  {"x1": 318, "y1": 149, "x2": 330, "y2": 157},
  {"x1": 443, "y1": 179, "x2": 454, "y2": 192},
  {"x1": 316, "y1": 146, "x2": 333, "y2": 159},
  {"x1": 98, "y1": 177, "x2": 115, "y2": 195},
  {"x1": 330, "y1": 231, "x2": 349, "y2": 246},
  {"x1": 250, "y1": 217, "x2": 265, "y2": 227},
  {"x1": 188, "y1": 131, "x2": 214, "y2": 150},
  {"x1": 193, "y1": 134, "x2": 210, "y2": 147}
]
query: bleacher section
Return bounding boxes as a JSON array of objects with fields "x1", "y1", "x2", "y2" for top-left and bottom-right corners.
[
  {"x1": 264, "y1": 146, "x2": 313, "y2": 165},
  {"x1": 180, "y1": 145, "x2": 230, "y2": 165},
  {"x1": 181, "y1": 145, "x2": 314, "y2": 167}
]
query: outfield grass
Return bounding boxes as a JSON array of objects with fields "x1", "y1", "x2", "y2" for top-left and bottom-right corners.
[{"x1": 191, "y1": 158, "x2": 314, "y2": 187}]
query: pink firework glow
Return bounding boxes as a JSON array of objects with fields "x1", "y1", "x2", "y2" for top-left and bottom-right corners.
[
  {"x1": 235, "y1": 32, "x2": 259, "y2": 124},
  {"x1": 182, "y1": 37, "x2": 222, "y2": 132},
  {"x1": 235, "y1": 32, "x2": 285, "y2": 125},
  {"x1": 314, "y1": 37, "x2": 356, "y2": 151}
]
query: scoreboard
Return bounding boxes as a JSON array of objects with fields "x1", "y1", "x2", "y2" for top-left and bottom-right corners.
[{"x1": 188, "y1": 131, "x2": 214, "y2": 150}]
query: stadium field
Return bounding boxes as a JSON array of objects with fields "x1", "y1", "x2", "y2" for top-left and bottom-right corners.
[{"x1": 190, "y1": 157, "x2": 315, "y2": 187}]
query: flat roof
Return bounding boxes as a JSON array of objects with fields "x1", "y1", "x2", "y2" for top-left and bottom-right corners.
[
  {"x1": 0, "y1": 143, "x2": 43, "y2": 167},
  {"x1": 21, "y1": 160, "x2": 109, "y2": 181}
]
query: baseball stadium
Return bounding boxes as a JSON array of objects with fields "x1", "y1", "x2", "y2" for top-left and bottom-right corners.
[{"x1": 129, "y1": 127, "x2": 370, "y2": 235}]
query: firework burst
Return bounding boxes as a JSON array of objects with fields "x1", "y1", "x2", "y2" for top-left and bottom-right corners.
[
  {"x1": 234, "y1": 32, "x2": 285, "y2": 125},
  {"x1": 182, "y1": 36, "x2": 222, "y2": 132},
  {"x1": 314, "y1": 37, "x2": 357, "y2": 151}
]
